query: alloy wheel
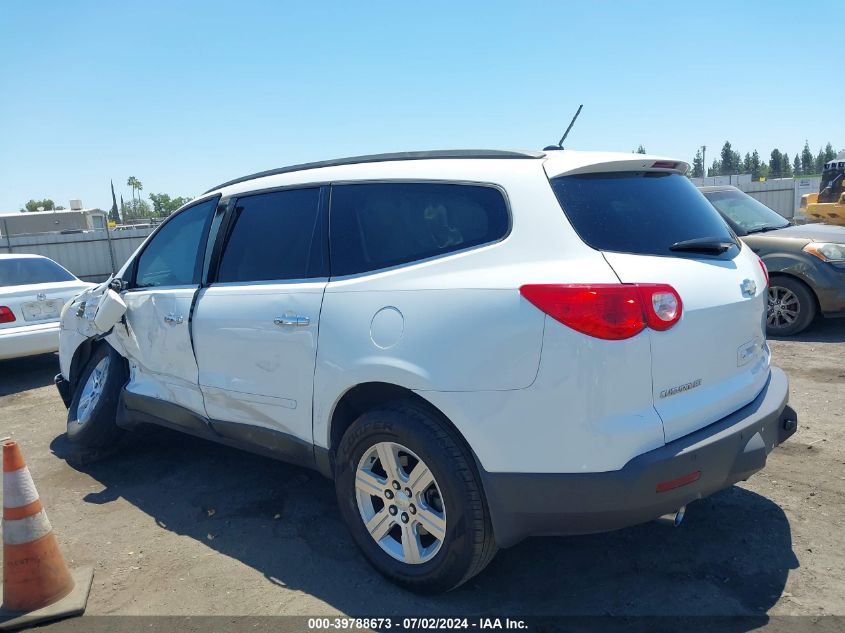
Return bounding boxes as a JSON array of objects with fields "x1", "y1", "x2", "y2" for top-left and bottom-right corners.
[
  {"x1": 767, "y1": 286, "x2": 800, "y2": 330},
  {"x1": 355, "y1": 441, "x2": 447, "y2": 565},
  {"x1": 76, "y1": 355, "x2": 110, "y2": 425}
]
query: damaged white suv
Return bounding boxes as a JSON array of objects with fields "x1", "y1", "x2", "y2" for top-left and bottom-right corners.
[{"x1": 57, "y1": 149, "x2": 797, "y2": 592}]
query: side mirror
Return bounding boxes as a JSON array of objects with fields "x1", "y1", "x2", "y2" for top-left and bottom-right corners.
[{"x1": 93, "y1": 289, "x2": 127, "y2": 333}]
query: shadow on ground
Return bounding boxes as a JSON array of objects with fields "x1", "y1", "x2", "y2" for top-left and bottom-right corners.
[
  {"x1": 769, "y1": 317, "x2": 845, "y2": 344},
  {"x1": 51, "y1": 426, "x2": 798, "y2": 623},
  {"x1": 0, "y1": 353, "x2": 59, "y2": 396}
]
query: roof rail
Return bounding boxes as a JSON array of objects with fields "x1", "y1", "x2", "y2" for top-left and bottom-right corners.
[{"x1": 204, "y1": 149, "x2": 545, "y2": 193}]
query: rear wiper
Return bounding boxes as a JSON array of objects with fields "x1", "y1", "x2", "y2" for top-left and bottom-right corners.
[{"x1": 669, "y1": 237, "x2": 735, "y2": 254}]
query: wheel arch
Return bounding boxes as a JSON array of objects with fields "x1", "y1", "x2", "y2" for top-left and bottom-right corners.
[
  {"x1": 68, "y1": 336, "x2": 123, "y2": 393},
  {"x1": 323, "y1": 382, "x2": 484, "y2": 483},
  {"x1": 767, "y1": 271, "x2": 821, "y2": 313}
]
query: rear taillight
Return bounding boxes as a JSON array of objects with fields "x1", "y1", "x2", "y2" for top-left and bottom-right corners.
[
  {"x1": 0, "y1": 306, "x2": 15, "y2": 324},
  {"x1": 756, "y1": 256, "x2": 769, "y2": 286},
  {"x1": 519, "y1": 284, "x2": 682, "y2": 340}
]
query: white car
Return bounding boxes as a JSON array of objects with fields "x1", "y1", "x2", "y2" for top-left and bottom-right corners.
[
  {"x1": 56, "y1": 149, "x2": 797, "y2": 591},
  {"x1": 0, "y1": 254, "x2": 92, "y2": 361}
]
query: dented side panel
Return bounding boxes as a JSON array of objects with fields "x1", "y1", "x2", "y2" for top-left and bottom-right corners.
[{"x1": 112, "y1": 288, "x2": 206, "y2": 417}]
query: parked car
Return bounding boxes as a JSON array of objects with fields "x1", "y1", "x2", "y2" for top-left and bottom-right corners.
[
  {"x1": 0, "y1": 254, "x2": 93, "y2": 361},
  {"x1": 700, "y1": 185, "x2": 845, "y2": 336},
  {"x1": 56, "y1": 150, "x2": 796, "y2": 592}
]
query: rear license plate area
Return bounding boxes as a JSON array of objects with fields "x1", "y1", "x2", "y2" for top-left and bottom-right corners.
[{"x1": 22, "y1": 299, "x2": 63, "y2": 321}]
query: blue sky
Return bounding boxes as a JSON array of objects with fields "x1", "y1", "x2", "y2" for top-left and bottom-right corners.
[{"x1": 0, "y1": 1, "x2": 838, "y2": 212}]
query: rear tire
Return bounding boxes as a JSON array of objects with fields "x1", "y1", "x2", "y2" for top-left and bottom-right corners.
[
  {"x1": 334, "y1": 401, "x2": 497, "y2": 592},
  {"x1": 767, "y1": 277, "x2": 816, "y2": 336},
  {"x1": 67, "y1": 343, "x2": 126, "y2": 449}
]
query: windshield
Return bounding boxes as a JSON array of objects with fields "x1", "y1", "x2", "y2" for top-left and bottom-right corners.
[
  {"x1": 549, "y1": 172, "x2": 738, "y2": 258},
  {"x1": 0, "y1": 257, "x2": 76, "y2": 287},
  {"x1": 702, "y1": 189, "x2": 789, "y2": 234}
]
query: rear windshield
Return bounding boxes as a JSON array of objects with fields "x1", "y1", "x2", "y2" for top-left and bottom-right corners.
[
  {"x1": 0, "y1": 258, "x2": 76, "y2": 287},
  {"x1": 549, "y1": 172, "x2": 738, "y2": 257}
]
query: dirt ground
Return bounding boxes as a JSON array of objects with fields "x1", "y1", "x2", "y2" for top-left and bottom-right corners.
[{"x1": 1, "y1": 320, "x2": 843, "y2": 625}]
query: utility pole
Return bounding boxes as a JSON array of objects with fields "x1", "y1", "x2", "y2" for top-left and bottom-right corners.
[{"x1": 702, "y1": 145, "x2": 707, "y2": 178}]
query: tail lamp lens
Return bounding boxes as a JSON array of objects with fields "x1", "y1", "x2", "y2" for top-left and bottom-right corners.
[
  {"x1": 519, "y1": 284, "x2": 682, "y2": 340},
  {"x1": 637, "y1": 284, "x2": 682, "y2": 331},
  {"x1": 0, "y1": 306, "x2": 15, "y2": 324},
  {"x1": 757, "y1": 256, "x2": 769, "y2": 285}
]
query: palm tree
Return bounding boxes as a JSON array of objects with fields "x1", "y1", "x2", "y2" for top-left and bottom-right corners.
[{"x1": 126, "y1": 177, "x2": 144, "y2": 219}]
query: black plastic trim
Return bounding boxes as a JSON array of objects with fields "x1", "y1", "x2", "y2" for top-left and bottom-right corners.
[
  {"x1": 54, "y1": 373, "x2": 72, "y2": 408},
  {"x1": 480, "y1": 367, "x2": 795, "y2": 547},
  {"x1": 204, "y1": 150, "x2": 545, "y2": 194},
  {"x1": 118, "y1": 389, "x2": 319, "y2": 471}
]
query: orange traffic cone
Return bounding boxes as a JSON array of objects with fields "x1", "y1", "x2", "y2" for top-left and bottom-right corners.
[{"x1": 1, "y1": 440, "x2": 93, "y2": 630}]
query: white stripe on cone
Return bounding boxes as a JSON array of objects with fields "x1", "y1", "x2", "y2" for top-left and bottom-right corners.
[
  {"x1": 3, "y1": 466, "x2": 40, "y2": 508},
  {"x1": 2, "y1": 509, "x2": 53, "y2": 545}
]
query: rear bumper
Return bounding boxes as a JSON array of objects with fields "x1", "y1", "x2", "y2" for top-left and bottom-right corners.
[
  {"x1": 481, "y1": 366, "x2": 795, "y2": 547},
  {"x1": 0, "y1": 321, "x2": 60, "y2": 361}
]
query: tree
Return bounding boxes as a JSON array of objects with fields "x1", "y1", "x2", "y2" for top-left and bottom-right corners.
[
  {"x1": 758, "y1": 163, "x2": 769, "y2": 181},
  {"x1": 148, "y1": 192, "x2": 172, "y2": 216},
  {"x1": 707, "y1": 159, "x2": 721, "y2": 177},
  {"x1": 823, "y1": 142, "x2": 836, "y2": 163},
  {"x1": 742, "y1": 152, "x2": 752, "y2": 174},
  {"x1": 749, "y1": 150, "x2": 762, "y2": 180},
  {"x1": 108, "y1": 180, "x2": 121, "y2": 223},
  {"x1": 122, "y1": 198, "x2": 152, "y2": 219},
  {"x1": 769, "y1": 149, "x2": 783, "y2": 178},
  {"x1": 691, "y1": 149, "x2": 704, "y2": 178},
  {"x1": 801, "y1": 141, "x2": 814, "y2": 175},
  {"x1": 22, "y1": 198, "x2": 56, "y2": 212},
  {"x1": 782, "y1": 153, "x2": 793, "y2": 178},
  {"x1": 815, "y1": 147, "x2": 826, "y2": 174},
  {"x1": 149, "y1": 193, "x2": 193, "y2": 217},
  {"x1": 127, "y1": 176, "x2": 143, "y2": 209},
  {"x1": 792, "y1": 154, "x2": 801, "y2": 177},
  {"x1": 720, "y1": 141, "x2": 741, "y2": 175},
  {"x1": 635, "y1": 145, "x2": 646, "y2": 154}
]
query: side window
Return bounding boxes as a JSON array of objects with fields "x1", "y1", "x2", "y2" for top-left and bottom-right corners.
[
  {"x1": 134, "y1": 198, "x2": 217, "y2": 288},
  {"x1": 216, "y1": 187, "x2": 324, "y2": 283},
  {"x1": 329, "y1": 183, "x2": 509, "y2": 276}
]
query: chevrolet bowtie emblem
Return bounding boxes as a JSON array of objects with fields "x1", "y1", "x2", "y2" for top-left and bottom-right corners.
[{"x1": 740, "y1": 279, "x2": 756, "y2": 297}]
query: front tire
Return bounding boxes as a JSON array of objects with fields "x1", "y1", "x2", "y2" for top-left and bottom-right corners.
[
  {"x1": 334, "y1": 401, "x2": 497, "y2": 592},
  {"x1": 67, "y1": 343, "x2": 126, "y2": 449},
  {"x1": 767, "y1": 277, "x2": 816, "y2": 336}
]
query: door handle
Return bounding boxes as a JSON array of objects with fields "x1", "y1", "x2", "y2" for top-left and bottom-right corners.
[
  {"x1": 274, "y1": 314, "x2": 310, "y2": 327},
  {"x1": 164, "y1": 313, "x2": 184, "y2": 325}
]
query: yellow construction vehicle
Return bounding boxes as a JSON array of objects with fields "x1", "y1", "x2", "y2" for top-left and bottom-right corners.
[{"x1": 801, "y1": 150, "x2": 845, "y2": 224}]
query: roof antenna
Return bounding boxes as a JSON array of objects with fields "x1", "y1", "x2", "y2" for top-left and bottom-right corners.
[{"x1": 544, "y1": 104, "x2": 583, "y2": 151}]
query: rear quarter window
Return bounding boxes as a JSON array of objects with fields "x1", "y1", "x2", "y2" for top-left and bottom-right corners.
[
  {"x1": 550, "y1": 172, "x2": 738, "y2": 257},
  {"x1": 329, "y1": 182, "x2": 509, "y2": 276}
]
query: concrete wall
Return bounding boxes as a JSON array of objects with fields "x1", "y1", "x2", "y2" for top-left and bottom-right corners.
[{"x1": 0, "y1": 227, "x2": 153, "y2": 282}]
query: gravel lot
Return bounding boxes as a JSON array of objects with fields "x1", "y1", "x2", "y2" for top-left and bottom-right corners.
[{"x1": 1, "y1": 320, "x2": 843, "y2": 625}]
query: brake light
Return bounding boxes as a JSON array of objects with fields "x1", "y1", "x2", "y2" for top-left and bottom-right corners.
[
  {"x1": 0, "y1": 306, "x2": 15, "y2": 324},
  {"x1": 756, "y1": 256, "x2": 769, "y2": 286},
  {"x1": 519, "y1": 284, "x2": 682, "y2": 340},
  {"x1": 651, "y1": 160, "x2": 678, "y2": 169}
]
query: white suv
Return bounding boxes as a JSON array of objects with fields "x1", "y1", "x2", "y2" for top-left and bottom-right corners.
[{"x1": 56, "y1": 149, "x2": 797, "y2": 592}]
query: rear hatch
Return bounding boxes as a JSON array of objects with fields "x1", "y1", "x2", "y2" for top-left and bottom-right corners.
[
  {"x1": 547, "y1": 164, "x2": 770, "y2": 442},
  {"x1": 0, "y1": 257, "x2": 91, "y2": 330}
]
